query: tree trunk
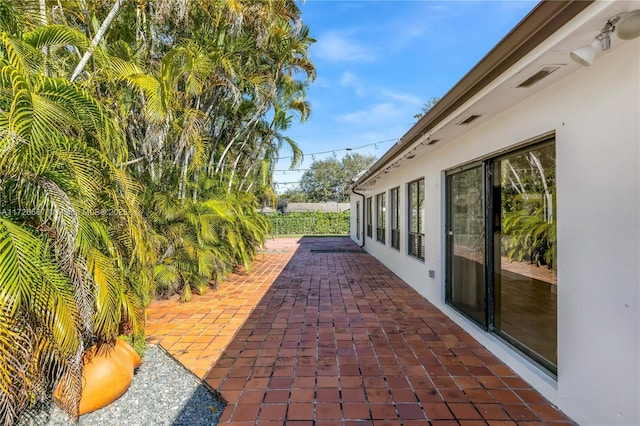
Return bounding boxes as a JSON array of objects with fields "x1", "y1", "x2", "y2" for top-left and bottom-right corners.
[
  {"x1": 40, "y1": 0, "x2": 48, "y2": 75},
  {"x1": 70, "y1": 0, "x2": 125, "y2": 82},
  {"x1": 39, "y1": 0, "x2": 47, "y2": 24},
  {"x1": 178, "y1": 147, "x2": 193, "y2": 201},
  {"x1": 506, "y1": 160, "x2": 526, "y2": 194},
  {"x1": 215, "y1": 100, "x2": 269, "y2": 173},
  {"x1": 529, "y1": 152, "x2": 553, "y2": 223}
]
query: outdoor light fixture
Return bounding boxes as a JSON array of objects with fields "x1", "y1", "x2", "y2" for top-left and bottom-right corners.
[
  {"x1": 570, "y1": 39, "x2": 600, "y2": 66},
  {"x1": 571, "y1": 9, "x2": 640, "y2": 66},
  {"x1": 617, "y1": 9, "x2": 640, "y2": 39}
]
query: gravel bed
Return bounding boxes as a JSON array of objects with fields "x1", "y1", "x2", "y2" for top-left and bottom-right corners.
[{"x1": 18, "y1": 345, "x2": 226, "y2": 426}]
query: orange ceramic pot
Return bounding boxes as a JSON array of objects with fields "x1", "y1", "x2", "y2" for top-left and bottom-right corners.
[
  {"x1": 115, "y1": 338, "x2": 142, "y2": 369},
  {"x1": 54, "y1": 339, "x2": 140, "y2": 415},
  {"x1": 77, "y1": 346, "x2": 133, "y2": 415}
]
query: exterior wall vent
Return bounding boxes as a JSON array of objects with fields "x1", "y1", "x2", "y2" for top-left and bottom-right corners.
[
  {"x1": 516, "y1": 65, "x2": 561, "y2": 88},
  {"x1": 427, "y1": 139, "x2": 441, "y2": 145},
  {"x1": 458, "y1": 114, "x2": 482, "y2": 125}
]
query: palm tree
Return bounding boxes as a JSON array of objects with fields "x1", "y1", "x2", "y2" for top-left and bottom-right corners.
[
  {"x1": 0, "y1": 27, "x2": 153, "y2": 421},
  {"x1": 206, "y1": 8, "x2": 315, "y2": 186},
  {"x1": 150, "y1": 189, "x2": 270, "y2": 301},
  {"x1": 0, "y1": 1, "x2": 316, "y2": 421}
]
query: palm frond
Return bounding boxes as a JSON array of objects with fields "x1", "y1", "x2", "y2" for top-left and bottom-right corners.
[
  {"x1": 22, "y1": 24, "x2": 87, "y2": 51},
  {"x1": 87, "y1": 248, "x2": 122, "y2": 342},
  {"x1": 0, "y1": 310, "x2": 37, "y2": 426},
  {"x1": 0, "y1": 32, "x2": 41, "y2": 74},
  {"x1": 0, "y1": 217, "x2": 83, "y2": 422}
]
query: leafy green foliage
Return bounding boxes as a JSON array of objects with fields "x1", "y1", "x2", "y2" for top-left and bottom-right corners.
[
  {"x1": 278, "y1": 188, "x2": 308, "y2": 203},
  {"x1": 502, "y1": 194, "x2": 556, "y2": 267},
  {"x1": 413, "y1": 96, "x2": 440, "y2": 121},
  {"x1": 499, "y1": 145, "x2": 556, "y2": 269},
  {"x1": 0, "y1": 28, "x2": 153, "y2": 419},
  {"x1": 269, "y1": 211, "x2": 349, "y2": 236},
  {"x1": 150, "y1": 192, "x2": 270, "y2": 301},
  {"x1": 298, "y1": 153, "x2": 377, "y2": 202},
  {"x1": 0, "y1": 0, "x2": 315, "y2": 422}
]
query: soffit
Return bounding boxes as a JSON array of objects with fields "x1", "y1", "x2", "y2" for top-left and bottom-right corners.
[{"x1": 353, "y1": 1, "x2": 638, "y2": 189}]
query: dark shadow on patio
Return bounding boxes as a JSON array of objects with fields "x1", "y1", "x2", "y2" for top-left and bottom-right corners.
[{"x1": 193, "y1": 236, "x2": 573, "y2": 424}]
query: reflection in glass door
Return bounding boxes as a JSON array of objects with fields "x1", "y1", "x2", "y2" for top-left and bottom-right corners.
[
  {"x1": 444, "y1": 139, "x2": 558, "y2": 374},
  {"x1": 446, "y1": 165, "x2": 486, "y2": 327},
  {"x1": 493, "y1": 143, "x2": 557, "y2": 372}
]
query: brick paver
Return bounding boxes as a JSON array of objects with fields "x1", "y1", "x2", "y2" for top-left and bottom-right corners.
[
  {"x1": 147, "y1": 237, "x2": 574, "y2": 424},
  {"x1": 146, "y1": 239, "x2": 298, "y2": 378}
]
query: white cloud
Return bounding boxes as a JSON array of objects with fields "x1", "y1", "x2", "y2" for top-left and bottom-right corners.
[
  {"x1": 378, "y1": 89, "x2": 421, "y2": 106},
  {"x1": 339, "y1": 71, "x2": 358, "y2": 87},
  {"x1": 337, "y1": 103, "x2": 403, "y2": 125},
  {"x1": 338, "y1": 71, "x2": 421, "y2": 106},
  {"x1": 339, "y1": 71, "x2": 366, "y2": 96},
  {"x1": 313, "y1": 31, "x2": 376, "y2": 62},
  {"x1": 312, "y1": 76, "x2": 334, "y2": 88}
]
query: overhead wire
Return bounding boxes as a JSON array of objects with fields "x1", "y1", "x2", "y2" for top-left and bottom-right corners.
[{"x1": 275, "y1": 137, "x2": 397, "y2": 161}]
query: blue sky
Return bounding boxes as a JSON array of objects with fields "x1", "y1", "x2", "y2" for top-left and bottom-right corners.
[{"x1": 274, "y1": 0, "x2": 538, "y2": 192}]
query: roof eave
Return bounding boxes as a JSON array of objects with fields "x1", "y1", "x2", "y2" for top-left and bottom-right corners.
[{"x1": 352, "y1": 0, "x2": 593, "y2": 189}]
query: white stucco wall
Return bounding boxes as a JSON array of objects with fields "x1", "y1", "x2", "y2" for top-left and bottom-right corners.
[{"x1": 350, "y1": 37, "x2": 640, "y2": 425}]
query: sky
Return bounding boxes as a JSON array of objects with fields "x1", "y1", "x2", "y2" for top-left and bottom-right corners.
[{"x1": 273, "y1": 0, "x2": 538, "y2": 193}]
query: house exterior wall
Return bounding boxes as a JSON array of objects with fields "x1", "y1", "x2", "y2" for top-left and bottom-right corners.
[{"x1": 350, "y1": 38, "x2": 639, "y2": 425}]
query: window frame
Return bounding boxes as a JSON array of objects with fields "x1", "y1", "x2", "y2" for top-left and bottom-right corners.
[
  {"x1": 444, "y1": 137, "x2": 558, "y2": 376},
  {"x1": 355, "y1": 201, "x2": 361, "y2": 240},
  {"x1": 376, "y1": 192, "x2": 386, "y2": 244},
  {"x1": 407, "y1": 178, "x2": 425, "y2": 260},
  {"x1": 390, "y1": 187, "x2": 400, "y2": 250},
  {"x1": 366, "y1": 197, "x2": 373, "y2": 238}
]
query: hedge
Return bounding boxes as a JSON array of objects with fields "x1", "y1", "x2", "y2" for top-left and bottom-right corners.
[{"x1": 267, "y1": 211, "x2": 350, "y2": 235}]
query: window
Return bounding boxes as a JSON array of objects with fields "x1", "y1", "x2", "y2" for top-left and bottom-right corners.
[
  {"x1": 445, "y1": 139, "x2": 557, "y2": 374},
  {"x1": 376, "y1": 192, "x2": 386, "y2": 244},
  {"x1": 407, "y1": 178, "x2": 425, "y2": 260},
  {"x1": 356, "y1": 201, "x2": 360, "y2": 239},
  {"x1": 390, "y1": 187, "x2": 400, "y2": 250},
  {"x1": 366, "y1": 197, "x2": 372, "y2": 238}
]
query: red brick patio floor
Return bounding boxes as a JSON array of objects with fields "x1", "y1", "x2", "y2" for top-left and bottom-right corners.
[{"x1": 146, "y1": 237, "x2": 574, "y2": 425}]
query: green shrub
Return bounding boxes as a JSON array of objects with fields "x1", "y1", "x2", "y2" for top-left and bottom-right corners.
[{"x1": 267, "y1": 211, "x2": 349, "y2": 235}]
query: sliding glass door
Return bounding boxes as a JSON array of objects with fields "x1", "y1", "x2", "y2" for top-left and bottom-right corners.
[
  {"x1": 493, "y1": 142, "x2": 557, "y2": 371},
  {"x1": 445, "y1": 139, "x2": 557, "y2": 374},
  {"x1": 446, "y1": 164, "x2": 486, "y2": 327}
]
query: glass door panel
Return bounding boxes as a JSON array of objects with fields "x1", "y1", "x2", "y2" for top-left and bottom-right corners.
[
  {"x1": 446, "y1": 165, "x2": 486, "y2": 326},
  {"x1": 493, "y1": 143, "x2": 557, "y2": 371}
]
